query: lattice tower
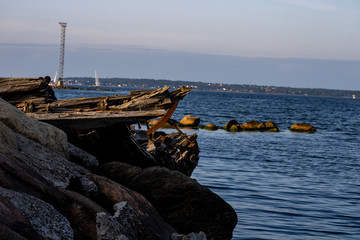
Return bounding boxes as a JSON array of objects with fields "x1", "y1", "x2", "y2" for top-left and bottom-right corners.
[{"x1": 58, "y1": 22, "x2": 67, "y2": 86}]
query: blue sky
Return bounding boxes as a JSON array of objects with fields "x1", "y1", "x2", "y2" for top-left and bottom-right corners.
[{"x1": 1, "y1": 0, "x2": 360, "y2": 90}]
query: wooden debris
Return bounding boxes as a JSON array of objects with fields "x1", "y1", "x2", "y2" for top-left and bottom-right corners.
[
  {"x1": 0, "y1": 78, "x2": 192, "y2": 130},
  {"x1": 146, "y1": 102, "x2": 178, "y2": 135},
  {"x1": 147, "y1": 131, "x2": 200, "y2": 176},
  {"x1": 27, "y1": 110, "x2": 166, "y2": 130},
  {"x1": 0, "y1": 78, "x2": 49, "y2": 105}
]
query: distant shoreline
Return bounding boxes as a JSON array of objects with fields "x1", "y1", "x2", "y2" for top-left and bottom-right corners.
[
  {"x1": 58, "y1": 77, "x2": 360, "y2": 99},
  {"x1": 52, "y1": 84, "x2": 112, "y2": 92}
]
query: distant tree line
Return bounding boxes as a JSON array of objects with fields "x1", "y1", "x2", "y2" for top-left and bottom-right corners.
[{"x1": 64, "y1": 77, "x2": 360, "y2": 98}]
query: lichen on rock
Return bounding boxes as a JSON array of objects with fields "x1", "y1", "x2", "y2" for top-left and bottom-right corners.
[{"x1": 0, "y1": 186, "x2": 74, "y2": 240}]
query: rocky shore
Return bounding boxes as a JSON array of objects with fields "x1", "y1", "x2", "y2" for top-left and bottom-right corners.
[{"x1": 0, "y1": 97, "x2": 237, "y2": 239}]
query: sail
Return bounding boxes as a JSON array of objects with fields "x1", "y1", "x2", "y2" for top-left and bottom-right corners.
[
  {"x1": 53, "y1": 71, "x2": 58, "y2": 85},
  {"x1": 95, "y1": 70, "x2": 100, "y2": 87}
]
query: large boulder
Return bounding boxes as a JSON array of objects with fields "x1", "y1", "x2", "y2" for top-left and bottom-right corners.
[
  {"x1": 0, "y1": 98, "x2": 68, "y2": 158},
  {"x1": 241, "y1": 120, "x2": 260, "y2": 130},
  {"x1": 0, "y1": 121, "x2": 18, "y2": 150},
  {"x1": 229, "y1": 124, "x2": 243, "y2": 132},
  {"x1": 204, "y1": 123, "x2": 218, "y2": 131},
  {"x1": 99, "y1": 162, "x2": 237, "y2": 240},
  {"x1": 68, "y1": 142, "x2": 99, "y2": 170},
  {"x1": 0, "y1": 148, "x2": 68, "y2": 212},
  {"x1": 0, "y1": 120, "x2": 95, "y2": 191},
  {"x1": 290, "y1": 123, "x2": 316, "y2": 132},
  {"x1": 0, "y1": 195, "x2": 43, "y2": 240},
  {"x1": 223, "y1": 120, "x2": 239, "y2": 131},
  {"x1": 89, "y1": 174, "x2": 176, "y2": 239},
  {"x1": 265, "y1": 121, "x2": 279, "y2": 132},
  {"x1": 241, "y1": 120, "x2": 279, "y2": 132},
  {"x1": 62, "y1": 189, "x2": 126, "y2": 240},
  {"x1": 0, "y1": 222, "x2": 30, "y2": 240},
  {"x1": 0, "y1": 150, "x2": 158, "y2": 240},
  {"x1": 0, "y1": 120, "x2": 119, "y2": 239},
  {"x1": 148, "y1": 118, "x2": 179, "y2": 129},
  {"x1": 180, "y1": 115, "x2": 200, "y2": 127},
  {"x1": 0, "y1": 107, "x2": 179, "y2": 239},
  {"x1": 0, "y1": 187, "x2": 73, "y2": 240},
  {"x1": 172, "y1": 231, "x2": 207, "y2": 240}
]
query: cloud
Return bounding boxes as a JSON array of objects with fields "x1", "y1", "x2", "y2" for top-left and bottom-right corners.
[{"x1": 277, "y1": 0, "x2": 335, "y2": 11}]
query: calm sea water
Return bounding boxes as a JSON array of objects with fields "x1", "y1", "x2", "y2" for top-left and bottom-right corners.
[{"x1": 55, "y1": 88, "x2": 360, "y2": 240}]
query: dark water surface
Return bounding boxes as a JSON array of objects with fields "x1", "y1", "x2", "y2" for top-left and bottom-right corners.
[{"x1": 55, "y1": 88, "x2": 360, "y2": 240}]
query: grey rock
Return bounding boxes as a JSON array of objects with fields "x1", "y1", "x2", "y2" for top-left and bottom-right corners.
[
  {"x1": 0, "y1": 98, "x2": 68, "y2": 158},
  {"x1": 0, "y1": 195, "x2": 41, "y2": 240},
  {"x1": 0, "y1": 121, "x2": 97, "y2": 193},
  {"x1": 172, "y1": 231, "x2": 207, "y2": 240},
  {"x1": 14, "y1": 130, "x2": 96, "y2": 192},
  {"x1": 96, "y1": 202, "x2": 139, "y2": 240},
  {"x1": 0, "y1": 186, "x2": 73, "y2": 240},
  {"x1": 113, "y1": 202, "x2": 137, "y2": 239},
  {"x1": 68, "y1": 142, "x2": 99, "y2": 169},
  {"x1": 99, "y1": 162, "x2": 237, "y2": 240},
  {"x1": 90, "y1": 174, "x2": 176, "y2": 240},
  {"x1": 62, "y1": 190, "x2": 109, "y2": 240},
  {"x1": 0, "y1": 222, "x2": 30, "y2": 240},
  {"x1": 0, "y1": 121, "x2": 17, "y2": 150},
  {"x1": 96, "y1": 212, "x2": 130, "y2": 240}
]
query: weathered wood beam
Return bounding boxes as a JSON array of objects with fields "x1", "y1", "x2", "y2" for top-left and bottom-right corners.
[
  {"x1": 1, "y1": 78, "x2": 193, "y2": 129},
  {"x1": 169, "y1": 86, "x2": 192, "y2": 102},
  {"x1": 20, "y1": 95, "x2": 133, "y2": 112},
  {"x1": 0, "y1": 78, "x2": 45, "y2": 93},
  {"x1": 0, "y1": 78, "x2": 49, "y2": 105},
  {"x1": 15, "y1": 86, "x2": 185, "y2": 113},
  {"x1": 27, "y1": 109, "x2": 166, "y2": 130}
]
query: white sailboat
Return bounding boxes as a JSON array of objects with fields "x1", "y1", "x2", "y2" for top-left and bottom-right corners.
[
  {"x1": 95, "y1": 70, "x2": 100, "y2": 87},
  {"x1": 53, "y1": 71, "x2": 58, "y2": 85}
]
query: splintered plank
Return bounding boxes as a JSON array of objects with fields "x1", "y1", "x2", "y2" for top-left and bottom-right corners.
[
  {"x1": 0, "y1": 78, "x2": 45, "y2": 93},
  {"x1": 0, "y1": 78, "x2": 49, "y2": 104},
  {"x1": 28, "y1": 94, "x2": 133, "y2": 111},
  {"x1": 27, "y1": 109, "x2": 166, "y2": 130},
  {"x1": 1, "y1": 78, "x2": 193, "y2": 130}
]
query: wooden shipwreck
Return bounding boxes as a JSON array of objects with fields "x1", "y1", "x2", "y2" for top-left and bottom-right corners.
[
  {"x1": 0, "y1": 77, "x2": 199, "y2": 176},
  {"x1": 0, "y1": 77, "x2": 191, "y2": 131}
]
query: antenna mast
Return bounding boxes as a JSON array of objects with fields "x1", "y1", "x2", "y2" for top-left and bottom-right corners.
[{"x1": 57, "y1": 22, "x2": 67, "y2": 86}]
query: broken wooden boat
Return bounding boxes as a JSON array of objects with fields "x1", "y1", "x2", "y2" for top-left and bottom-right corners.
[
  {"x1": 1, "y1": 77, "x2": 199, "y2": 176},
  {"x1": 0, "y1": 77, "x2": 191, "y2": 132}
]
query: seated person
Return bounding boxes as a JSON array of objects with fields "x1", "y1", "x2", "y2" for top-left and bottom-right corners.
[{"x1": 44, "y1": 76, "x2": 57, "y2": 100}]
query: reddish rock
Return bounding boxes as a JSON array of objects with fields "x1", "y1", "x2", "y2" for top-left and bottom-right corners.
[
  {"x1": 204, "y1": 123, "x2": 218, "y2": 131},
  {"x1": 290, "y1": 123, "x2": 316, "y2": 132},
  {"x1": 180, "y1": 115, "x2": 200, "y2": 127},
  {"x1": 241, "y1": 120, "x2": 260, "y2": 130},
  {"x1": 265, "y1": 121, "x2": 279, "y2": 132},
  {"x1": 224, "y1": 120, "x2": 239, "y2": 131},
  {"x1": 229, "y1": 124, "x2": 243, "y2": 132},
  {"x1": 148, "y1": 118, "x2": 179, "y2": 129}
]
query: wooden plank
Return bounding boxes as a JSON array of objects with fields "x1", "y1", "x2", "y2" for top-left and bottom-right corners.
[
  {"x1": 1, "y1": 78, "x2": 193, "y2": 130},
  {"x1": 118, "y1": 87, "x2": 170, "y2": 110},
  {"x1": 27, "y1": 109, "x2": 166, "y2": 130},
  {"x1": 146, "y1": 102, "x2": 178, "y2": 135},
  {"x1": 27, "y1": 109, "x2": 165, "y2": 121},
  {"x1": 0, "y1": 78, "x2": 49, "y2": 105},
  {"x1": 169, "y1": 86, "x2": 192, "y2": 102},
  {"x1": 0, "y1": 78, "x2": 44, "y2": 93}
]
